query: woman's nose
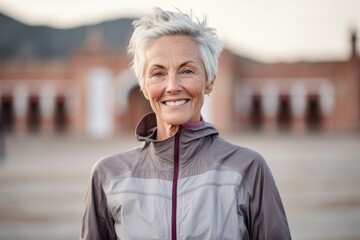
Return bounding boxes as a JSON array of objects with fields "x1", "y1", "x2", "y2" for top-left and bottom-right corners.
[{"x1": 166, "y1": 74, "x2": 181, "y2": 94}]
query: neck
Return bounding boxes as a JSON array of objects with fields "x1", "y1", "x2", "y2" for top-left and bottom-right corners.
[{"x1": 156, "y1": 123, "x2": 180, "y2": 141}]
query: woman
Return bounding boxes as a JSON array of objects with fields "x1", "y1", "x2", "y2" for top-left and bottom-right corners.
[{"x1": 81, "y1": 8, "x2": 291, "y2": 240}]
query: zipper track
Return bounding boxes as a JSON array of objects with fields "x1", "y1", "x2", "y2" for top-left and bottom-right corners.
[{"x1": 171, "y1": 128, "x2": 182, "y2": 240}]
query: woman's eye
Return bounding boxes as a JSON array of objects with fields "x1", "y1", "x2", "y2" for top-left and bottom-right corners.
[
  {"x1": 151, "y1": 71, "x2": 165, "y2": 78},
  {"x1": 181, "y1": 69, "x2": 194, "y2": 74}
]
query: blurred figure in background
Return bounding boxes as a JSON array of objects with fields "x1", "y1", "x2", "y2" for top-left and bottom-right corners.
[{"x1": 81, "y1": 7, "x2": 291, "y2": 240}]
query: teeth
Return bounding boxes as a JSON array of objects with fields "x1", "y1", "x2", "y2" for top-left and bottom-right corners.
[{"x1": 164, "y1": 100, "x2": 187, "y2": 106}]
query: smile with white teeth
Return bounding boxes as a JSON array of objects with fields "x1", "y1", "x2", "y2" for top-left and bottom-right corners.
[{"x1": 163, "y1": 99, "x2": 188, "y2": 106}]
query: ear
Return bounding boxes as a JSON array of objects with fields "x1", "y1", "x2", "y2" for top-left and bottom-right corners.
[{"x1": 204, "y1": 78, "x2": 215, "y2": 94}]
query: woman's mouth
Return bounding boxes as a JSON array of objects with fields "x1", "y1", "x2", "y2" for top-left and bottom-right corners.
[{"x1": 163, "y1": 99, "x2": 189, "y2": 107}]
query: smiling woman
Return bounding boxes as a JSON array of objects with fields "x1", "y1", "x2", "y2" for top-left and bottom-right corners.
[
  {"x1": 80, "y1": 7, "x2": 292, "y2": 240},
  {"x1": 143, "y1": 35, "x2": 213, "y2": 140}
]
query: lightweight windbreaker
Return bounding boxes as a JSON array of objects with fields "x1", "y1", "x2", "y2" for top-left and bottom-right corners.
[{"x1": 81, "y1": 113, "x2": 291, "y2": 240}]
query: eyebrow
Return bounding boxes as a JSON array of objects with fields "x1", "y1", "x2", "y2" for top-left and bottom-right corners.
[
  {"x1": 150, "y1": 64, "x2": 165, "y2": 69},
  {"x1": 179, "y1": 61, "x2": 197, "y2": 68},
  {"x1": 148, "y1": 61, "x2": 197, "y2": 69}
]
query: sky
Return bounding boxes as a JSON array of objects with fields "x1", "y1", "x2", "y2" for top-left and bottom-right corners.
[{"x1": 0, "y1": 0, "x2": 359, "y2": 63}]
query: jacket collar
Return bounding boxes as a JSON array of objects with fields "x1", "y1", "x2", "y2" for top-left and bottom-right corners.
[{"x1": 135, "y1": 112, "x2": 218, "y2": 164}]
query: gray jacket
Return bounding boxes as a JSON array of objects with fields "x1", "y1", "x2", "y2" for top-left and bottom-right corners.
[{"x1": 81, "y1": 113, "x2": 291, "y2": 240}]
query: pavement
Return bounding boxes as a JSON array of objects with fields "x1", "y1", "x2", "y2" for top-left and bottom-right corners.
[{"x1": 0, "y1": 132, "x2": 359, "y2": 240}]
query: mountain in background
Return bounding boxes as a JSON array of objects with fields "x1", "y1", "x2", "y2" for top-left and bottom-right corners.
[
  {"x1": 0, "y1": 12, "x2": 255, "y2": 63},
  {"x1": 0, "y1": 12, "x2": 135, "y2": 60}
]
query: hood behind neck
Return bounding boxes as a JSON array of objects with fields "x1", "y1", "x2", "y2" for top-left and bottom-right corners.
[{"x1": 135, "y1": 112, "x2": 218, "y2": 143}]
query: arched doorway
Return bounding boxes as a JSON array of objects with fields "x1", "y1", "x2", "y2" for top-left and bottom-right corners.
[
  {"x1": 116, "y1": 70, "x2": 153, "y2": 132},
  {"x1": 126, "y1": 86, "x2": 152, "y2": 131},
  {"x1": 54, "y1": 96, "x2": 67, "y2": 133},
  {"x1": 306, "y1": 95, "x2": 322, "y2": 132},
  {"x1": 251, "y1": 94, "x2": 263, "y2": 131},
  {"x1": 28, "y1": 96, "x2": 41, "y2": 133},
  {"x1": 277, "y1": 95, "x2": 292, "y2": 131},
  {"x1": 0, "y1": 96, "x2": 14, "y2": 133}
]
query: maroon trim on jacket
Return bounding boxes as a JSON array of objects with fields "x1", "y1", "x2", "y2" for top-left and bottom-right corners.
[{"x1": 172, "y1": 126, "x2": 182, "y2": 240}]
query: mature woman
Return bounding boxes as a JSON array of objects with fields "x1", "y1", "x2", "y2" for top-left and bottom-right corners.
[{"x1": 81, "y1": 8, "x2": 291, "y2": 240}]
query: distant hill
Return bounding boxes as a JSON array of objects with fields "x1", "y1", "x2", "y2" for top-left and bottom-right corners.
[
  {"x1": 0, "y1": 12, "x2": 135, "y2": 60},
  {"x1": 0, "y1": 12, "x2": 255, "y2": 63}
]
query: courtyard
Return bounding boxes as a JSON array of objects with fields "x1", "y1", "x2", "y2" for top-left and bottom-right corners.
[{"x1": 0, "y1": 132, "x2": 359, "y2": 240}]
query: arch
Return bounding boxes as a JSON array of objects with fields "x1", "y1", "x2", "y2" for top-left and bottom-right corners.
[
  {"x1": 54, "y1": 96, "x2": 67, "y2": 133},
  {"x1": 28, "y1": 95, "x2": 41, "y2": 133},
  {"x1": 126, "y1": 86, "x2": 152, "y2": 130},
  {"x1": 0, "y1": 95, "x2": 14, "y2": 133},
  {"x1": 306, "y1": 94, "x2": 322, "y2": 131},
  {"x1": 277, "y1": 95, "x2": 292, "y2": 131},
  {"x1": 116, "y1": 70, "x2": 151, "y2": 131},
  {"x1": 251, "y1": 94, "x2": 263, "y2": 131},
  {"x1": 116, "y1": 70, "x2": 141, "y2": 115}
]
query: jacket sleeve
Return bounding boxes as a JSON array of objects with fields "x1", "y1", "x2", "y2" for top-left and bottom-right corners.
[
  {"x1": 80, "y1": 165, "x2": 116, "y2": 240},
  {"x1": 240, "y1": 154, "x2": 292, "y2": 240}
]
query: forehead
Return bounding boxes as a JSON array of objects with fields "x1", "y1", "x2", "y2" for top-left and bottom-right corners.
[{"x1": 145, "y1": 35, "x2": 201, "y2": 66}]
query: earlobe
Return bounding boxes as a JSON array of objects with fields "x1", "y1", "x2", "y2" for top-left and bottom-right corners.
[{"x1": 205, "y1": 79, "x2": 215, "y2": 94}]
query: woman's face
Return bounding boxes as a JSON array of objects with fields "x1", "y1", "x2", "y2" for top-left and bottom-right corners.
[{"x1": 143, "y1": 35, "x2": 213, "y2": 129}]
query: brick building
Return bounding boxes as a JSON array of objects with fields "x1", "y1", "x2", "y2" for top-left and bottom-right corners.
[{"x1": 0, "y1": 27, "x2": 359, "y2": 137}]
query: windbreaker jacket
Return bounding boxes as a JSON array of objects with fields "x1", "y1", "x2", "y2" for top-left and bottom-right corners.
[{"x1": 81, "y1": 113, "x2": 291, "y2": 240}]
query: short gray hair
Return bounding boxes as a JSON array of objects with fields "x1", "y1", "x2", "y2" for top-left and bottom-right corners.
[{"x1": 127, "y1": 7, "x2": 223, "y2": 90}]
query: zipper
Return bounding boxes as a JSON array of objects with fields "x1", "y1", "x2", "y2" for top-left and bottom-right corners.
[{"x1": 171, "y1": 127, "x2": 182, "y2": 240}]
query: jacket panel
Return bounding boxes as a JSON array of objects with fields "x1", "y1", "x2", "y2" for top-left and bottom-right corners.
[{"x1": 106, "y1": 176, "x2": 172, "y2": 239}]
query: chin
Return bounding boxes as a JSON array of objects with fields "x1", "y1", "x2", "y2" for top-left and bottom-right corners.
[{"x1": 163, "y1": 115, "x2": 192, "y2": 126}]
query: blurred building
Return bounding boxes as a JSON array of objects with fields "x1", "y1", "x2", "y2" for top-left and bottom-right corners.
[
  {"x1": 216, "y1": 31, "x2": 360, "y2": 134},
  {"x1": 0, "y1": 13, "x2": 359, "y2": 137},
  {"x1": 0, "y1": 28, "x2": 151, "y2": 138}
]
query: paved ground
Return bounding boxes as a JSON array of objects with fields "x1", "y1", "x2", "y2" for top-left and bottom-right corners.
[{"x1": 0, "y1": 132, "x2": 359, "y2": 240}]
